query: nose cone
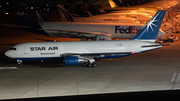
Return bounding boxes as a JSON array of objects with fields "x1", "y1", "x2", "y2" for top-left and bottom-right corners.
[{"x1": 5, "y1": 50, "x2": 11, "y2": 58}]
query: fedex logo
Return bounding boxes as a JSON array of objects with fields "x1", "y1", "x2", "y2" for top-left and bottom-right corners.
[
  {"x1": 17, "y1": 12, "x2": 27, "y2": 16},
  {"x1": 115, "y1": 26, "x2": 141, "y2": 34}
]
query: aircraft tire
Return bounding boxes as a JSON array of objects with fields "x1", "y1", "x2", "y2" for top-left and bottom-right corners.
[
  {"x1": 87, "y1": 63, "x2": 92, "y2": 68},
  {"x1": 19, "y1": 65, "x2": 23, "y2": 68},
  {"x1": 92, "y1": 63, "x2": 97, "y2": 67}
]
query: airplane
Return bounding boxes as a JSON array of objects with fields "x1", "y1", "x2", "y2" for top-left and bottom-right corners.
[
  {"x1": 93, "y1": 11, "x2": 152, "y2": 24},
  {"x1": 62, "y1": 0, "x2": 157, "y2": 24},
  {"x1": 56, "y1": 1, "x2": 156, "y2": 25},
  {"x1": 6, "y1": 0, "x2": 164, "y2": 41},
  {"x1": 66, "y1": 0, "x2": 105, "y2": 16},
  {"x1": 56, "y1": 4, "x2": 141, "y2": 24},
  {"x1": 66, "y1": 0, "x2": 90, "y2": 17},
  {"x1": 109, "y1": 0, "x2": 148, "y2": 6},
  {"x1": 5, "y1": 10, "x2": 166, "y2": 68},
  {"x1": 99, "y1": 0, "x2": 163, "y2": 11},
  {"x1": 109, "y1": 9, "x2": 156, "y2": 17},
  {"x1": 63, "y1": 0, "x2": 155, "y2": 22},
  {"x1": 82, "y1": 0, "x2": 106, "y2": 14},
  {"x1": 104, "y1": 0, "x2": 179, "y2": 11}
]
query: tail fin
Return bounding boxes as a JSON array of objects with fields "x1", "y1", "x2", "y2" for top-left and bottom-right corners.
[
  {"x1": 12, "y1": 0, "x2": 39, "y2": 26},
  {"x1": 131, "y1": 10, "x2": 166, "y2": 42},
  {"x1": 99, "y1": 0, "x2": 111, "y2": 9},
  {"x1": 83, "y1": 0, "x2": 103, "y2": 15},
  {"x1": 12, "y1": 0, "x2": 48, "y2": 35},
  {"x1": 67, "y1": 0, "x2": 89, "y2": 17},
  {"x1": 108, "y1": 0, "x2": 121, "y2": 8},
  {"x1": 36, "y1": 10, "x2": 48, "y2": 22},
  {"x1": 57, "y1": 5, "x2": 74, "y2": 22},
  {"x1": 86, "y1": 11, "x2": 93, "y2": 17}
]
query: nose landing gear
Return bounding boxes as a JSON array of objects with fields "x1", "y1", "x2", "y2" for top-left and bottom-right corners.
[{"x1": 17, "y1": 59, "x2": 23, "y2": 68}]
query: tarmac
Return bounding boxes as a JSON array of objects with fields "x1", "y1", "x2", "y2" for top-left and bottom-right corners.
[{"x1": 1, "y1": 25, "x2": 180, "y2": 100}]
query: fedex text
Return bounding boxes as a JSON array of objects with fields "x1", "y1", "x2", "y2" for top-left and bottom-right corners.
[{"x1": 115, "y1": 26, "x2": 141, "y2": 34}]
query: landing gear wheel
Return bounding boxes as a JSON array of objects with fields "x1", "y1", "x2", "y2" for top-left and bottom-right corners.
[
  {"x1": 19, "y1": 64, "x2": 23, "y2": 68},
  {"x1": 87, "y1": 63, "x2": 92, "y2": 67},
  {"x1": 92, "y1": 63, "x2": 97, "y2": 67}
]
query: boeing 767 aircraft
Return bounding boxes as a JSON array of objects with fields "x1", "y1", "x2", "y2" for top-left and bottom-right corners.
[{"x1": 5, "y1": 10, "x2": 166, "y2": 68}]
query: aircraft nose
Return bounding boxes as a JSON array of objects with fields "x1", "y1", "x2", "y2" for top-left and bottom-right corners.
[{"x1": 5, "y1": 50, "x2": 11, "y2": 57}]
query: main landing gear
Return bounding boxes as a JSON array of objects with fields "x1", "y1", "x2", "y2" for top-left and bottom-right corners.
[
  {"x1": 87, "y1": 59, "x2": 97, "y2": 68},
  {"x1": 87, "y1": 63, "x2": 97, "y2": 68},
  {"x1": 17, "y1": 59, "x2": 23, "y2": 68}
]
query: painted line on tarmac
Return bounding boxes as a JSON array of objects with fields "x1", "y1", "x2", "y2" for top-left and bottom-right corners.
[
  {"x1": 168, "y1": 72, "x2": 180, "y2": 89},
  {"x1": 0, "y1": 67, "x2": 18, "y2": 69}
]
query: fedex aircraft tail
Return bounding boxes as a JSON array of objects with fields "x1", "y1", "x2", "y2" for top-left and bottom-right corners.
[
  {"x1": 12, "y1": 0, "x2": 47, "y2": 35},
  {"x1": 131, "y1": 10, "x2": 166, "y2": 42},
  {"x1": 12, "y1": 0, "x2": 39, "y2": 27}
]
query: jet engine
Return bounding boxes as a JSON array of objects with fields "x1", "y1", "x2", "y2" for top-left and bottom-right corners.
[
  {"x1": 64, "y1": 56, "x2": 79, "y2": 65},
  {"x1": 64, "y1": 56, "x2": 89, "y2": 66},
  {"x1": 95, "y1": 34, "x2": 111, "y2": 41}
]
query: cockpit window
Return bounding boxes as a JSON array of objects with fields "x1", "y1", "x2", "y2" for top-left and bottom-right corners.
[{"x1": 9, "y1": 48, "x2": 16, "y2": 50}]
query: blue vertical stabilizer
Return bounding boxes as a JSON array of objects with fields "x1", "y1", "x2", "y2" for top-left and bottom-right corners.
[{"x1": 131, "y1": 10, "x2": 166, "y2": 41}]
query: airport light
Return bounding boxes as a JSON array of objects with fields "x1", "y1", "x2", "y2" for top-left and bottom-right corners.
[
  {"x1": 5, "y1": 12, "x2": 9, "y2": 15},
  {"x1": 31, "y1": 7, "x2": 33, "y2": 9},
  {"x1": 6, "y1": 2, "x2": 9, "y2": 5}
]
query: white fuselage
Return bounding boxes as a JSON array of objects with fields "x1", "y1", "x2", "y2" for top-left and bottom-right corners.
[
  {"x1": 39, "y1": 22, "x2": 164, "y2": 39},
  {"x1": 5, "y1": 40, "x2": 161, "y2": 60}
]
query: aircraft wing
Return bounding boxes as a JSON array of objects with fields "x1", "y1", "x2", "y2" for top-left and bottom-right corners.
[
  {"x1": 44, "y1": 28, "x2": 112, "y2": 38},
  {"x1": 61, "y1": 52, "x2": 134, "y2": 58}
]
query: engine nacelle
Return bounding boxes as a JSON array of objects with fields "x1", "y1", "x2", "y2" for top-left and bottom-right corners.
[{"x1": 64, "y1": 56, "x2": 79, "y2": 65}]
